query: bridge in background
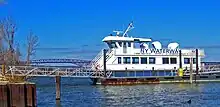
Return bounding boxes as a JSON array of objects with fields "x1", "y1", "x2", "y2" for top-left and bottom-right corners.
[
  {"x1": 30, "y1": 58, "x2": 91, "y2": 64},
  {"x1": 3, "y1": 58, "x2": 94, "y2": 67}
]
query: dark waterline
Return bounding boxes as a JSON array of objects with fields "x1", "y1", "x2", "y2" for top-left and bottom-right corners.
[{"x1": 28, "y1": 77, "x2": 220, "y2": 107}]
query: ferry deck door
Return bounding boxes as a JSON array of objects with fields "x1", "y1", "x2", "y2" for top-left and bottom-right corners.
[{"x1": 123, "y1": 42, "x2": 127, "y2": 54}]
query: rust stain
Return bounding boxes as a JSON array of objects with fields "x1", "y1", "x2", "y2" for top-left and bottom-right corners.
[
  {"x1": 101, "y1": 78, "x2": 160, "y2": 85},
  {"x1": 0, "y1": 83, "x2": 36, "y2": 107}
]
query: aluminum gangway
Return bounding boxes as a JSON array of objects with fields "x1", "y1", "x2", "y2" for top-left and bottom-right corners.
[
  {"x1": 1, "y1": 64, "x2": 220, "y2": 78},
  {"x1": 1, "y1": 65, "x2": 112, "y2": 78}
]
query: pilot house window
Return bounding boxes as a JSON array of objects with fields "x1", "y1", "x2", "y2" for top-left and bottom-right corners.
[
  {"x1": 107, "y1": 42, "x2": 117, "y2": 48},
  {"x1": 118, "y1": 42, "x2": 122, "y2": 47}
]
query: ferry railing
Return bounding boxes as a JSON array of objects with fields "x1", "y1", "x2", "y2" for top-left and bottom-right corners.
[
  {"x1": 99, "y1": 50, "x2": 114, "y2": 68},
  {"x1": 91, "y1": 50, "x2": 103, "y2": 63},
  {"x1": 90, "y1": 49, "x2": 114, "y2": 70},
  {"x1": 89, "y1": 50, "x2": 104, "y2": 70}
]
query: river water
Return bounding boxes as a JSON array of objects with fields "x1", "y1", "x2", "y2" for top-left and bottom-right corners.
[{"x1": 29, "y1": 77, "x2": 220, "y2": 107}]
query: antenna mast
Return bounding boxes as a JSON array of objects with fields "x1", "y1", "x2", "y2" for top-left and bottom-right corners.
[{"x1": 122, "y1": 22, "x2": 134, "y2": 37}]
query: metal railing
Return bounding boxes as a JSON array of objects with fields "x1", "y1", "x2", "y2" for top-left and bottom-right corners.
[
  {"x1": 1, "y1": 64, "x2": 220, "y2": 78},
  {"x1": 1, "y1": 66, "x2": 112, "y2": 78},
  {"x1": 89, "y1": 49, "x2": 114, "y2": 70}
]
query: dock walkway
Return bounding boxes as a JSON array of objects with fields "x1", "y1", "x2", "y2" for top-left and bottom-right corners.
[{"x1": 1, "y1": 64, "x2": 220, "y2": 78}]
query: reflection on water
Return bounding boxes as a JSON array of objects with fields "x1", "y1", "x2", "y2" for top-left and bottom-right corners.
[{"x1": 29, "y1": 77, "x2": 220, "y2": 107}]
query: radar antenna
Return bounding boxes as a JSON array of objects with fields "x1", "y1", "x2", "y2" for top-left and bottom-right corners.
[
  {"x1": 113, "y1": 30, "x2": 123, "y2": 36},
  {"x1": 122, "y1": 22, "x2": 134, "y2": 37}
]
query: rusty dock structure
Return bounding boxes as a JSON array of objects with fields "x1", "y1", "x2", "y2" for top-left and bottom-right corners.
[{"x1": 0, "y1": 65, "x2": 36, "y2": 107}]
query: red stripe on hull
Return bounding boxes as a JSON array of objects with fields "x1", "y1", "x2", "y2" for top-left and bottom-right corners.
[{"x1": 100, "y1": 78, "x2": 160, "y2": 85}]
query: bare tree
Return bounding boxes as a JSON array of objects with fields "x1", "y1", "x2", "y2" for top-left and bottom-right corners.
[
  {"x1": 15, "y1": 43, "x2": 21, "y2": 64},
  {"x1": 0, "y1": 23, "x2": 5, "y2": 64},
  {"x1": 26, "y1": 31, "x2": 38, "y2": 65},
  {"x1": 0, "y1": 17, "x2": 39, "y2": 66},
  {"x1": 1, "y1": 17, "x2": 16, "y2": 50},
  {"x1": 0, "y1": 17, "x2": 17, "y2": 65}
]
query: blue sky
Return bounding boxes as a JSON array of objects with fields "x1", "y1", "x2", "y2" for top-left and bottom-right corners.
[{"x1": 0, "y1": 0, "x2": 220, "y2": 61}]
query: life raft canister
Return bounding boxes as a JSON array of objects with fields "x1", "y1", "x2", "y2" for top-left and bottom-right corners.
[{"x1": 178, "y1": 68, "x2": 183, "y2": 77}]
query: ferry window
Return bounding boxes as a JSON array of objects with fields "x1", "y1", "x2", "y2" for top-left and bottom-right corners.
[
  {"x1": 170, "y1": 58, "x2": 177, "y2": 64},
  {"x1": 107, "y1": 42, "x2": 112, "y2": 48},
  {"x1": 118, "y1": 42, "x2": 122, "y2": 47},
  {"x1": 193, "y1": 58, "x2": 196, "y2": 64},
  {"x1": 112, "y1": 42, "x2": 117, "y2": 48},
  {"x1": 107, "y1": 42, "x2": 117, "y2": 48},
  {"x1": 133, "y1": 42, "x2": 139, "y2": 48},
  {"x1": 132, "y1": 57, "x2": 139, "y2": 64},
  {"x1": 162, "y1": 58, "x2": 169, "y2": 64},
  {"x1": 123, "y1": 57, "x2": 131, "y2": 64},
  {"x1": 184, "y1": 58, "x2": 190, "y2": 64},
  {"x1": 141, "y1": 57, "x2": 147, "y2": 64},
  {"x1": 149, "y1": 57, "x2": 155, "y2": 64},
  {"x1": 118, "y1": 57, "x2": 121, "y2": 64}
]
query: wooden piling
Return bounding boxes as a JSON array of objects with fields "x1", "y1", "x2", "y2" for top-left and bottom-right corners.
[
  {"x1": 0, "y1": 83, "x2": 8, "y2": 107},
  {"x1": 179, "y1": 50, "x2": 182, "y2": 69},
  {"x1": 196, "y1": 49, "x2": 199, "y2": 75},
  {"x1": 55, "y1": 76, "x2": 61, "y2": 101},
  {"x1": 0, "y1": 82, "x2": 36, "y2": 107},
  {"x1": 26, "y1": 83, "x2": 36, "y2": 107},
  {"x1": 195, "y1": 49, "x2": 199, "y2": 83},
  {"x1": 8, "y1": 83, "x2": 26, "y2": 107}
]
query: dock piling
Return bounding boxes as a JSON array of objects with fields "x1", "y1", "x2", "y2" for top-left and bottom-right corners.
[
  {"x1": 190, "y1": 58, "x2": 193, "y2": 84},
  {"x1": 196, "y1": 49, "x2": 199, "y2": 75},
  {"x1": 0, "y1": 83, "x2": 36, "y2": 107},
  {"x1": 195, "y1": 49, "x2": 199, "y2": 83},
  {"x1": 55, "y1": 76, "x2": 61, "y2": 101},
  {"x1": 179, "y1": 50, "x2": 182, "y2": 69}
]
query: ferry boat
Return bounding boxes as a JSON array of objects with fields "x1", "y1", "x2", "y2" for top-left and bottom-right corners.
[{"x1": 90, "y1": 22, "x2": 205, "y2": 79}]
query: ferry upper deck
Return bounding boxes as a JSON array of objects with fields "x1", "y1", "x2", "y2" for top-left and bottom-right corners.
[{"x1": 91, "y1": 22, "x2": 205, "y2": 71}]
